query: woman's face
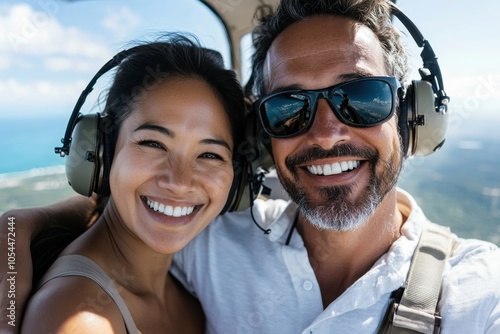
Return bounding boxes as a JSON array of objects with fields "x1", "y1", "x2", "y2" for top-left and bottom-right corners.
[{"x1": 109, "y1": 77, "x2": 235, "y2": 254}]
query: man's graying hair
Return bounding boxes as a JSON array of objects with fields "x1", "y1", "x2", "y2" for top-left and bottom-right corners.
[{"x1": 249, "y1": 0, "x2": 410, "y2": 97}]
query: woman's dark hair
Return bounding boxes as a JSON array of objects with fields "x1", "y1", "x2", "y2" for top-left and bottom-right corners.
[{"x1": 31, "y1": 33, "x2": 246, "y2": 287}]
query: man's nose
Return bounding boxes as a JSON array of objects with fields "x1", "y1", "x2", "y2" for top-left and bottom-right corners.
[{"x1": 305, "y1": 98, "x2": 351, "y2": 149}]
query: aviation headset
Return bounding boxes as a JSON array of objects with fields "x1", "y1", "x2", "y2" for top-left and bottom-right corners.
[
  {"x1": 390, "y1": 3, "x2": 449, "y2": 157},
  {"x1": 247, "y1": 1, "x2": 450, "y2": 171},
  {"x1": 55, "y1": 45, "x2": 247, "y2": 214}
]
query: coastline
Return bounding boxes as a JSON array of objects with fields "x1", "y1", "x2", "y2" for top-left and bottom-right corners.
[
  {"x1": 0, "y1": 165, "x2": 75, "y2": 213},
  {"x1": 0, "y1": 165, "x2": 66, "y2": 180}
]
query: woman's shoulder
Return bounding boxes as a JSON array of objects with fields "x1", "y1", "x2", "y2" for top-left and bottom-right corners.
[{"x1": 22, "y1": 273, "x2": 127, "y2": 333}]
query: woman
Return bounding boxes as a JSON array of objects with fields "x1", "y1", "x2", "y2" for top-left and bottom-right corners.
[{"x1": 21, "y1": 34, "x2": 245, "y2": 333}]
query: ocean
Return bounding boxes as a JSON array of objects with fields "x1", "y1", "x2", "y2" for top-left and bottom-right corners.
[{"x1": 1, "y1": 116, "x2": 69, "y2": 176}]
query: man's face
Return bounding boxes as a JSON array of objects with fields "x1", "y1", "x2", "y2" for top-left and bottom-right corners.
[{"x1": 263, "y1": 15, "x2": 404, "y2": 230}]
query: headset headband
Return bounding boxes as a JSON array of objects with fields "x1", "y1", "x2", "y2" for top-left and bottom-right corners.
[
  {"x1": 55, "y1": 47, "x2": 139, "y2": 157},
  {"x1": 390, "y1": 3, "x2": 450, "y2": 114}
]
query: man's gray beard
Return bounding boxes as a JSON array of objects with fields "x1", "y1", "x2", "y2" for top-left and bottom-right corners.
[
  {"x1": 279, "y1": 145, "x2": 403, "y2": 231},
  {"x1": 295, "y1": 184, "x2": 380, "y2": 230}
]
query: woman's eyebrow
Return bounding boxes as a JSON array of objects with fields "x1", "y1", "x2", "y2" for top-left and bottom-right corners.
[
  {"x1": 135, "y1": 124, "x2": 231, "y2": 151},
  {"x1": 200, "y1": 138, "x2": 232, "y2": 152},
  {"x1": 134, "y1": 123, "x2": 174, "y2": 137}
]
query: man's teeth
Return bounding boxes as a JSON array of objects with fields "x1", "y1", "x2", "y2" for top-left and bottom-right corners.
[
  {"x1": 306, "y1": 160, "x2": 361, "y2": 176},
  {"x1": 146, "y1": 199, "x2": 194, "y2": 217}
]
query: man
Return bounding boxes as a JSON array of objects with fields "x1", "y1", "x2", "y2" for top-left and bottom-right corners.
[{"x1": 1, "y1": 1, "x2": 499, "y2": 333}]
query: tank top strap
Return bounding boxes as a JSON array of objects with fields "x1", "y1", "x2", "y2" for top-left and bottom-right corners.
[{"x1": 38, "y1": 254, "x2": 139, "y2": 334}]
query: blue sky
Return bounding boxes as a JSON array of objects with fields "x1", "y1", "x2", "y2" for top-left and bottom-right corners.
[
  {"x1": 0, "y1": 0, "x2": 231, "y2": 120},
  {"x1": 0, "y1": 0, "x2": 499, "y2": 133}
]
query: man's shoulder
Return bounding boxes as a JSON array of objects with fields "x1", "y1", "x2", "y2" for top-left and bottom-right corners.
[
  {"x1": 450, "y1": 237, "x2": 499, "y2": 269},
  {"x1": 439, "y1": 238, "x2": 500, "y2": 328},
  {"x1": 172, "y1": 198, "x2": 295, "y2": 293},
  {"x1": 443, "y1": 237, "x2": 500, "y2": 293},
  {"x1": 209, "y1": 198, "x2": 292, "y2": 233},
  {"x1": 181, "y1": 198, "x2": 294, "y2": 256}
]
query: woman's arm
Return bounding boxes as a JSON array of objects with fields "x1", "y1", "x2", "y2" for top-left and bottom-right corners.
[{"x1": 0, "y1": 195, "x2": 96, "y2": 334}]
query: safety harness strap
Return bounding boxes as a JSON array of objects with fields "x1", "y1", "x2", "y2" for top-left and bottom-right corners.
[{"x1": 379, "y1": 221, "x2": 454, "y2": 334}]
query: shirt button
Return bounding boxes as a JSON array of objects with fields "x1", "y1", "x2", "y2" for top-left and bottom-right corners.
[{"x1": 303, "y1": 280, "x2": 313, "y2": 290}]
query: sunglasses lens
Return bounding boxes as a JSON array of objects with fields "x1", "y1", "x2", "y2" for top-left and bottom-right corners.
[
  {"x1": 258, "y1": 78, "x2": 396, "y2": 137},
  {"x1": 260, "y1": 94, "x2": 312, "y2": 137},
  {"x1": 329, "y1": 80, "x2": 394, "y2": 126}
]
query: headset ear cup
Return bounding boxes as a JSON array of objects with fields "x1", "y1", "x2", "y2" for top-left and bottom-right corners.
[
  {"x1": 95, "y1": 115, "x2": 113, "y2": 196},
  {"x1": 220, "y1": 151, "x2": 248, "y2": 214},
  {"x1": 223, "y1": 112, "x2": 260, "y2": 212},
  {"x1": 411, "y1": 80, "x2": 448, "y2": 156},
  {"x1": 222, "y1": 109, "x2": 273, "y2": 213},
  {"x1": 398, "y1": 84, "x2": 412, "y2": 157},
  {"x1": 250, "y1": 110, "x2": 274, "y2": 171},
  {"x1": 65, "y1": 114, "x2": 103, "y2": 196}
]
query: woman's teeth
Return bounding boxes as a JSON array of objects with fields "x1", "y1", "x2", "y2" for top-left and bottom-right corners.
[{"x1": 146, "y1": 199, "x2": 195, "y2": 217}]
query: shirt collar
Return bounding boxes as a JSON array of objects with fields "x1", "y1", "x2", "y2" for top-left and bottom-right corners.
[{"x1": 251, "y1": 198, "x2": 299, "y2": 243}]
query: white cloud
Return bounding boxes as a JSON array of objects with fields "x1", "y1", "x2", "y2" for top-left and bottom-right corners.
[
  {"x1": 444, "y1": 74, "x2": 500, "y2": 100},
  {"x1": 0, "y1": 54, "x2": 12, "y2": 70},
  {"x1": 0, "y1": 79, "x2": 87, "y2": 118},
  {"x1": 405, "y1": 70, "x2": 500, "y2": 117},
  {"x1": 44, "y1": 57, "x2": 103, "y2": 72},
  {"x1": 101, "y1": 7, "x2": 141, "y2": 39},
  {"x1": 440, "y1": 73, "x2": 500, "y2": 134},
  {"x1": 0, "y1": 3, "x2": 111, "y2": 67},
  {"x1": 0, "y1": 3, "x2": 113, "y2": 118}
]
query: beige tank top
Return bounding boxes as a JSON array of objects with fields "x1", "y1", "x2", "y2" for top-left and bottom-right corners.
[{"x1": 38, "y1": 254, "x2": 139, "y2": 333}]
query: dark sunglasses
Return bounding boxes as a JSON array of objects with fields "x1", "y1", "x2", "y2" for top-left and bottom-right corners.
[{"x1": 254, "y1": 76, "x2": 401, "y2": 138}]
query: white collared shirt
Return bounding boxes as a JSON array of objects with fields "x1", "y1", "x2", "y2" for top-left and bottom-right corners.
[{"x1": 172, "y1": 189, "x2": 500, "y2": 333}]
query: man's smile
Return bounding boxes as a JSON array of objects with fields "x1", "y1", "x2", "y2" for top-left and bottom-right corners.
[{"x1": 305, "y1": 160, "x2": 361, "y2": 176}]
